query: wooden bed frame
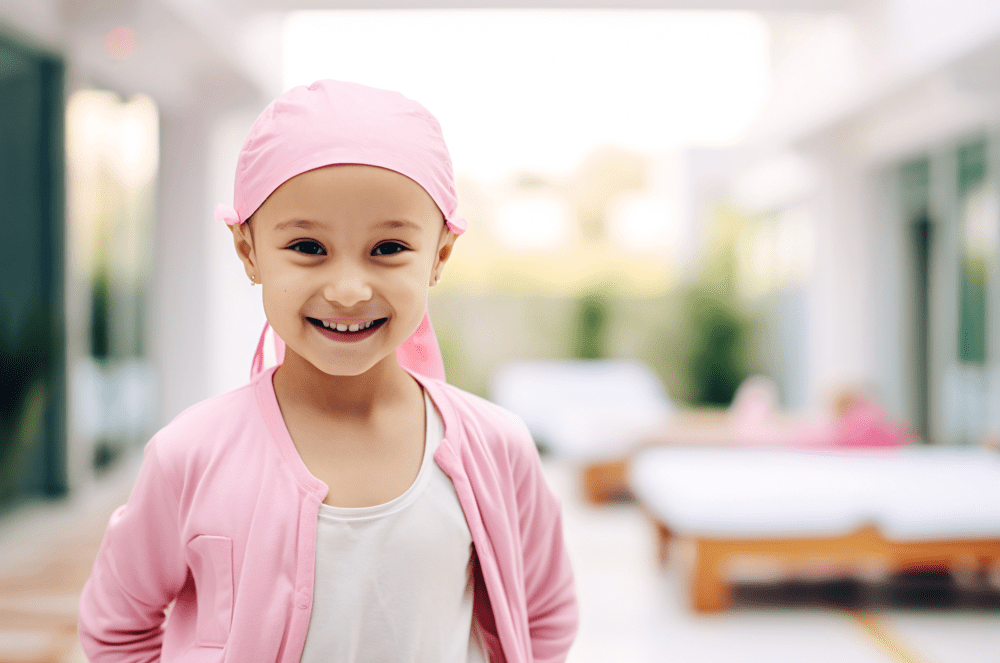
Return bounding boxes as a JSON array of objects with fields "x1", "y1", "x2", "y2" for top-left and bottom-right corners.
[
  {"x1": 650, "y1": 520, "x2": 1000, "y2": 612},
  {"x1": 581, "y1": 457, "x2": 632, "y2": 504},
  {"x1": 579, "y1": 410, "x2": 753, "y2": 505}
]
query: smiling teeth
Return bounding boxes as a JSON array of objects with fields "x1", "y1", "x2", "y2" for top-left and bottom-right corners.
[{"x1": 320, "y1": 319, "x2": 375, "y2": 332}]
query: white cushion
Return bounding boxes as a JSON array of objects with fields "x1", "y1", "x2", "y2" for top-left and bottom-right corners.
[
  {"x1": 629, "y1": 447, "x2": 1000, "y2": 540},
  {"x1": 490, "y1": 359, "x2": 673, "y2": 461}
]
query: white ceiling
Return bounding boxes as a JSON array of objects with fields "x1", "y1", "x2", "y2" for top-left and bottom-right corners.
[
  {"x1": 226, "y1": 0, "x2": 846, "y2": 9},
  {"x1": 0, "y1": 0, "x2": 848, "y2": 115}
]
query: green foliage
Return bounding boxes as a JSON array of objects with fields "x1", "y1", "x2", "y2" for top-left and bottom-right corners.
[
  {"x1": 680, "y1": 286, "x2": 754, "y2": 406},
  {"x1": 677, "y1": 204, "x2": 757, "y2": 406},
  {"x1": 572, "y1": 292, "x2": 609, "y2": 359}
]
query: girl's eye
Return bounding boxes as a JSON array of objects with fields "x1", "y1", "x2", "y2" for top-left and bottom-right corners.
[
  {"x1": 372, "y1": 241, "x2": 408, "y2": 256},
  {"x1": 290, "y1": 240, "x2": 325, "y2": 255}
]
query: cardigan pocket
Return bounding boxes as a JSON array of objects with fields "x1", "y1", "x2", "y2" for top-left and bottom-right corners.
[{"x1": 187, "y1": 535, "x2": 234, "y2": 648}]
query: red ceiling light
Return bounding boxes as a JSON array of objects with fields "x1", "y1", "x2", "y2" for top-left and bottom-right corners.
[{"x1": 105, "y1": 26, "x2": 137, "y2": 60}]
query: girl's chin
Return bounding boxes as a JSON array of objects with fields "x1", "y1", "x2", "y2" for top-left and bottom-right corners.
[
  {"x1": 290, "y1": 350, "x2": 397, "y2": 378},
  {"x1": 278, "y1": 325, "x2": 410, "y2": 376}
]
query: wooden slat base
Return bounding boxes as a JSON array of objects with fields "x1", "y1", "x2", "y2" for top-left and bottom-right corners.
[
  {"x1": 652, "y1": 522, "x2": 1000, "y2": 612},
  {"x1": 581, "y1": 458, "x2": 632, "y2": 504}
]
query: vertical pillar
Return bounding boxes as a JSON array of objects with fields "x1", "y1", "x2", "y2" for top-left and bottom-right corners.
[{"x1": 151, "y1": 111, "x2": 213, "y2": 425}]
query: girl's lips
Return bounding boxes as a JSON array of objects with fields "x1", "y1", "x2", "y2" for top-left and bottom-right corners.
[{"x1": 307, "y1": 317, "x2": 386, "y2": 343}]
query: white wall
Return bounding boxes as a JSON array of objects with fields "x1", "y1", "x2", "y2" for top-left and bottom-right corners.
[{"x1": 152, "y1": 111, "x2": 216, "y2": 424}]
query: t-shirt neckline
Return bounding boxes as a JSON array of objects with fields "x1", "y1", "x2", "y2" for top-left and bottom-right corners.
[
  {"x1": 318, "y1": 389, "x2": 442, "y2": 520},
  {"x1": 254, "y1": 365, "x2": 448, "y2": 505}
]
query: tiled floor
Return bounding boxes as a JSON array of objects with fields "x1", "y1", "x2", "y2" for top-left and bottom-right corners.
[
  {"x1": 543, "y1": 459, "x2": 1000, "y2": 663},
  {"x1": 1, "y1": 454, "x2": 997, "y2": 663},
  {"x1": 0, "y1": 459, "x2": 135, "y2": 663}
]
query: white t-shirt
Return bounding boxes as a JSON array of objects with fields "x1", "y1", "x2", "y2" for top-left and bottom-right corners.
[{"x1": 299, "y1": 389, "x2": 487, "y2": 663}]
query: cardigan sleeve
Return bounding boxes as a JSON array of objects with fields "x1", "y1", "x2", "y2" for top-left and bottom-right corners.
[
  {"x1": 78, "y1": 436, "x2": 188, "y2": 662},
  {"x1": 511, "y1": 419, "x2": 579, "y2": 663}
]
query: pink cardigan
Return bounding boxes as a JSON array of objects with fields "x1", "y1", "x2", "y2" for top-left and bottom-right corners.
[{"x1": 78, "y1": 366, "x2": 578, "y2": 662}]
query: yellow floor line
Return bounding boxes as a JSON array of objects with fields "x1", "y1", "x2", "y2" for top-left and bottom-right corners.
[{"x1": 849, "y1": 612, "x2": 931, "y2": 663}]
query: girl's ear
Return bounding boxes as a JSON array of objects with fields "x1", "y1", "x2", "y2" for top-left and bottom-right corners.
[
  {"x1": 430, "y1": 228, "x2": 458, "y2": 286},
  {"x1": 229, "y1": 221, "x2": 259, "y2": 283}
]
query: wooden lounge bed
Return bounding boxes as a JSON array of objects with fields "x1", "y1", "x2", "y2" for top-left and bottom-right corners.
[{"x1": 629, "y1": 446, "x2": 1000, "y2": 612}]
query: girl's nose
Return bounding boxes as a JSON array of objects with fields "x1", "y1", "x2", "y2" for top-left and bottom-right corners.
[{"x1": 321, "y1": 263, "x2": 373, "y2": 308}]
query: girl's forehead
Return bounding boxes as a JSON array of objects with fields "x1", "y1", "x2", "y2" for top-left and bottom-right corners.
[{"x1": 259, "y1": 165, "x2": 444, "y2": 228}]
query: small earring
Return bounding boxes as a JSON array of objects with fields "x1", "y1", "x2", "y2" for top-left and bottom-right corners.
[
  {"x1": 249, "y1": 274, "x2": 257, "y2": 285},
  {"x1": 433, "y1": 275, "x2": 441, "y2": 285}
]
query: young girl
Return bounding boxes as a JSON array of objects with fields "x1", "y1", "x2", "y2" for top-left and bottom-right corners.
[{"x1": 78, "y1": 80, "x2": 578, "y2": 662}]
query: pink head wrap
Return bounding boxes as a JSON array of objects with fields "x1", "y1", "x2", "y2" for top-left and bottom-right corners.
[{"x1": 217, "y1": 79, "x2": 466, "y2": 381}]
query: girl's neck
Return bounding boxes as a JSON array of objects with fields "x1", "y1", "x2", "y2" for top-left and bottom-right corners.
[{"x1": 272, "y1": 348, "x2": 417, "y2": 419}]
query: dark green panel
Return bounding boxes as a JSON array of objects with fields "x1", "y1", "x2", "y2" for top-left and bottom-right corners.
[
  {"x1": 958, "y1": 139, "x2": 987, "y2": 196},
  {"x1": 958, "y1": 255, "x2": 987, "y2": 364},
  {"x1": 0, "y1": 33, "x2": 65, "y2": 508},
  {"x1": 956, "y1": 137, "x2": 990, "y2": 365},
  {"x1": 899, "y1": 156, "x2": 929, "y2": 219},
  {"x1": 899, "y1": 155, "x2": 933, "y2": 441}
]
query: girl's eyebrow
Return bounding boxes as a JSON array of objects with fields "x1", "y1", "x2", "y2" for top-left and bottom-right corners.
[
  {"x1": 376, "y1": 219, "x2": 423, "y2": 232},
  {"x1": 274, "y1": 218, "x2": 316, "y2": 232},
  {"x1": 272, "y1": 218, "x2": 423, "y2": 232}
]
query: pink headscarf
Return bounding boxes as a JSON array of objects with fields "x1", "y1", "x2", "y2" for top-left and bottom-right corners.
[{"x1": 216, "y1": 80, "x2": 466, "y2": 381}]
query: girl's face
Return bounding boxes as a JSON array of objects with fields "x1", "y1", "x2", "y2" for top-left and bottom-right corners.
[{"x1": 230, "y1": 164, "x2": 456, "y2": 377}]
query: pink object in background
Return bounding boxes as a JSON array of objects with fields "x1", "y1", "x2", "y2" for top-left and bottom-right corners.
[
  {"x1": 834, "y1": 397, "x2": 912, "y2": 448},
  {"x1": 726, "y1": 378, "x2": 911, "y2": 449},
  {"x1": 791, "y1": 395, "x2": 913, "y2": 448},
  {"x1": 727, "y1": 375, "x2": 793, "y2": 445}
]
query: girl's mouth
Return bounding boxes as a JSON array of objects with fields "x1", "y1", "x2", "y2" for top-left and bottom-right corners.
[{"x1": 307, "y1": 317, "x2": 387, "y2": 343}]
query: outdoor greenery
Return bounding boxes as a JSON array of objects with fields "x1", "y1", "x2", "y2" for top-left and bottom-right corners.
[
  {"x1": 679, "y1": 284, "x2": 755, "y2": 406},
  {"x1": 572, "y1": 292, "x2": 610, "y2": 359}
]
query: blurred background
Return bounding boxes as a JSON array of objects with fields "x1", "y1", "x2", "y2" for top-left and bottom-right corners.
[{"x1": 1, "y1": 0, "x2": 1000, "y2": 661}]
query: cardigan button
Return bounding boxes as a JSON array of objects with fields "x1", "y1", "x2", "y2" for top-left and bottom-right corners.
[{"x1": 296, "y1": 588, "x2": 311, "y2": 609}]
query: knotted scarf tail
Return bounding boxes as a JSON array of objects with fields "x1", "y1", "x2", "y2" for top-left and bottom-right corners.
[{"x1": 396, "y1": 311, "x2": 446, "y2": 381}]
